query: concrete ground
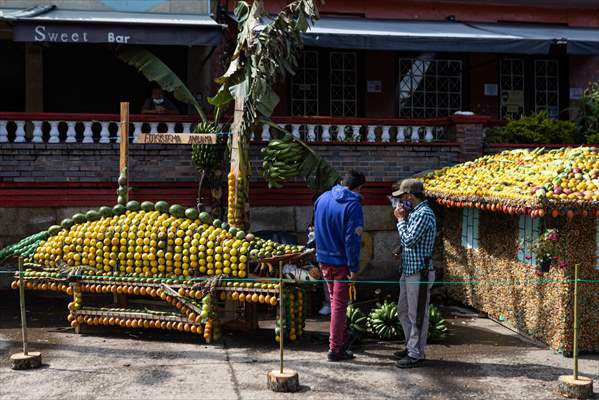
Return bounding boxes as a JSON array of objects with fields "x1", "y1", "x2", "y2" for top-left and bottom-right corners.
[{"x1": 1, "y1": 290, "x2": 598, "y2": 400}]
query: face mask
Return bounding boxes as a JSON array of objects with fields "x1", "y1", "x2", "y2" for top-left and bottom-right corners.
[
  {"x1": 153, "y1": 98, "x2": 164, "y2": 105},
  {"x1": 401, "y1": 200, "x2": 413, "y2": 211}
]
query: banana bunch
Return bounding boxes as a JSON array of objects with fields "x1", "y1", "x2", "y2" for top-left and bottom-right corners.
[
  {"x1": 428, "y1": 304, "x2": 448, "y2": 340},
  {"x1": 261, "y1": 137, "x2": 307, "y2": 188},
  {"x1": 346, "y1": 304, "x2": 368, "y2": 338},
  {"x1": 367, "y1": 301, "x2": 403, "y2": 340},
  {"x1": 192, "y1": 122, "x2": 221, "y2": 171}
]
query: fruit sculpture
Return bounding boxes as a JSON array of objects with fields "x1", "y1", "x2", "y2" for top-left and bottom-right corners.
[
  {"x1": 422, "y1": 147, "x2": 599, "y2": 217},
  {"x1": 227, "y1": 171, "x2": 246, "y2": 228}
]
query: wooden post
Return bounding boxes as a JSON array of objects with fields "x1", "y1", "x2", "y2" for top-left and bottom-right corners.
[
  {"x1": 10, "y1": 257, "x2": 42, "y2": 369},
  {"x1": 279, "y1": 260, "x2": 285, "y2": 374},
  {"x1": 115, "y1": 102, "x2": 129, "y2": 307},
  {"x1": 558, "y1": 263, "x2": 593, "y2": 399}
]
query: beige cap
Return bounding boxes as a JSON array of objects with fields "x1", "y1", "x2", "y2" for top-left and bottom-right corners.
[{"x1": 392, "y1": 178, "x2": 424, "y2": 197}]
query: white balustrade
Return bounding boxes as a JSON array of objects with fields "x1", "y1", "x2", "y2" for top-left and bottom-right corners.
[
  {"x1": 149, "y1": 122, "x2": 159, "y2": 135},
  {"x1": 307, "y1": 124, "x2": 316, "y2": 141},
  {"x1": 337, "y1": 125, "x2": 346, "y2": 141},
  {"x1": 131, "y1": 122, "x2": 140, "y2": 142},
  {"x1": 82, "y1": 121, "x2": 93, "y2": 143},
  {"x1": 48, "y1": 121, "x2": 60, "y2": 143},
  {"x1": 65, "y1": 121, "x2": 77, "y2": 143},
  {"x1": 291, "y1": 124, "x2": 301, "y2": 139},
  {"x1": 321, "y1": 125, "x2": 331, "y2": 142},
  {"x1": 14, "y1": 120, "x2": 26, "y2": 143},
  {"x1": 397, "y1": 126, "x2": 406, "y2": 142},
  {"x1": 0, "y1": 120, "x2": 7, "y2": 143},
  {"x1": 410, "y1": 126, "x2": 420, "y2": 142},
  {"x1": 424, "y1": 126, "x2": 434, "y2": 142},
  {"x1": 261, "y1": 123, "x2": 270, "y2": 141},
  {"x1": 381, "y1": 126, "x2": 390, "y2": 142},
  {"x1": 367, "y1": 125, "x2": 376, "y2": 142},
  {"x1": 166, "y1": 122, "x2": 176, "y2": 133},
  {"x1": 99, "y1": 122, "x2": 110, "y2": 144},
  {"x1": 184, "y1": 122, "x2": 193, "y2": 133},
  {"x1": 31, "y1": 120, "x2": 43, "y2": 143},
  {"x1": 351, "y1": 125, "x2": 361, "y2": 142}
]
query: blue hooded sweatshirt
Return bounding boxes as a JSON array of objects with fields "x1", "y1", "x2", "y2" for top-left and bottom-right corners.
[{"x1": 314, "y1": 185, "x2": 364, "y2": 273}]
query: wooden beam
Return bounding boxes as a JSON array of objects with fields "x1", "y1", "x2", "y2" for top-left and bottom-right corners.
[{"x1": 119, "y1": 102, "x2": 129, "y2": 176}]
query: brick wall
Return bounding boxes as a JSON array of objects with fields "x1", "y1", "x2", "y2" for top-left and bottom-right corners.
[{"x1": 0, "y1": 143, "x2": 461, "y2": 183}]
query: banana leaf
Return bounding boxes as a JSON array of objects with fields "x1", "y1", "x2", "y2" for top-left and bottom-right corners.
[{"x1": 114, "y1": 45, "x2": 207, "y2": 122}]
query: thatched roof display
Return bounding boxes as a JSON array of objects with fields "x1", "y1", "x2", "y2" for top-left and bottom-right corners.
[{"x1": 422, "y1": 147, "x2": 599, "y2": 217}]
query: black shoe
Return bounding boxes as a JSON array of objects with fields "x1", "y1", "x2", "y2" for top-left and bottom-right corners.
[
  {"x1": 328, "y1": 350, "x2": 355, "y2": 362},
  {"x1": 395, "y1": 356, "x2": 423, "y2": 369},
  {"x1": 392, "y1": 349, "x2": 407, "y2": 360}
]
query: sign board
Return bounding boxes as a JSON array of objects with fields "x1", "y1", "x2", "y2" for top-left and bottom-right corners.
[
  {"x1": 136, "y1": 133, "x2": 217, "y2": 145},
  {"x1": 501, "y1": 90, "x2": 524, "y2": 113},
  {"x1": 484, "y1": 83, "x2": 498, "y2": 96},
  {"x1": 367, "y1": 80, "x2": 382, "y2": 93}
]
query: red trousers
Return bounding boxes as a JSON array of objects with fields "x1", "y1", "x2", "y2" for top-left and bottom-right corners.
[{"x1": 320, "y1": 264, "x2": 349, "y2": 353}]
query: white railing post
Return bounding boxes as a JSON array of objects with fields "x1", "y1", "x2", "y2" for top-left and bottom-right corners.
[
  {"x1": 184, "y1": 122, "x2": 193, "y2": 133},
  {"x1": 321, "y1": 124, "x2": 331, "y2": 142},
  {"x1": 337, "y1": 125, "x2": 346, "y2": 141},
  {"x1": 130, "y1": 122, "x2": 139, "y2": 143},
  {"x1": 48, "y1": 121, "x2": 60, "y2": 143},
  {"x1": 397, "y1": 126, "x2": 406, "y2": 143},
  {"x1": 82, "y1": 121, "x2": 93, "y2": 143},
  {"x1": 410, "y1": 126, "x2": 420, "y2": 143},
  {"x1": 0, "y1": 120, "x2": 7, "y2": 143},
  {"x1": 31, "y1": 120, "x2": 43, "y2": 143},
  {"x1": 65, "y1": 121, "x2": 77, "y2": 143},
  {"x1": 167, "y1": 122, "x2": 176, "y2": 133},
  {"x1": 381, "y1": 126, "x2": 390, "y2": 142},
  {"x1": 351, "y1": 125, "x2": 361, "y2": 142},
  {"x1": 307, "y1": 124, "x2": 316, "y2": 142},
  {"x1": 366, "y1": 125, "x2": 376, "y2": 142},
  {"x1": 14, "y1": 120, "x2": 26, "y2": 143},
  {"x1": 291, "y1": 124, "x2": 301, "y2": 139},
  {"x1": 424, "y1": 126, "x2": 434, "y2": 142},
  {"x1": 149, "y1": 122, "x2": 159, "y2": 135},
  {"x1": 99, "y1": 121, "x2": 110, "y2": 144},
  {"x1": 261, "y1": 123, "x2": 271, "y2": 141}
]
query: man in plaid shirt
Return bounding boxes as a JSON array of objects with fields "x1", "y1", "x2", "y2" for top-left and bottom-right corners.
[{"x1": 392, "y1": 179, "x2": 436, "y2": 368}]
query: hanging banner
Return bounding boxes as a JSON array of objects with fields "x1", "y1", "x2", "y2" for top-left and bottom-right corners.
[{"x1": 136, "y1": 133, "x2": 217, "y2": 145}]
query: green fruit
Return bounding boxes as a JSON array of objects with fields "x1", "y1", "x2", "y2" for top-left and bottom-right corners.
[
  {"x1": 86, "y1": 210, "x2": 101, "y2": 221},
  {"x1": 213, "y1": 219, "x2": 222, "y2": 227},
  {"x1": 140, "y1": 201, "x2": 155, "y2": 212},
  {"x1": 155, "y1": 201, "x2": 169, "y2": 213},
  {"x1": 236, "y1": 231, "x2": 246, "y2": 240},
  {"x1": 117, "y1": 195, "x2": 127, "y2": 206},
  {"x1": 169, "y1": 204, "x2": 185, "y2": 218},
  {"x1": 48, "y1": 225, "x2": 62, "y2": 236},
  {"x1": 228, "y1": 227, "x2": 239, "y2": 236},
  {"x1": 185, "y1": 208, "x2": 199, "y2": 220},
  {"x1": 221, "y1": 222, "x2": 230, "y2": 231},
  {"x1": 117, "y1": 175, "x2": 127, "y2": 187},
  {"x1": 99, "y1": 206, "x2": 113, "y2": 218},
  {"x1": 117, "y1": 187, "x2": 127, "y2": 197},
  {"x1": 126, "y1": 201, "x2": 140, "y2": 212},
  {"x1": 61, "y1": 218, "x2": 74, "y2": 229},
  {"x1": 113, "y1": 204, "x2": 127, "y2": 215},
  {"x1": 199, "y1": 212, "x2": 212, "y2": 224}
]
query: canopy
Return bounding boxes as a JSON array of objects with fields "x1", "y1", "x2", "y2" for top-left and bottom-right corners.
[
  {"x1": 1, "y1": 6, "x2": 223, "y2": 46},
  {"x1": 302, "y1": 17, "x2": 599, "y2": 55}
]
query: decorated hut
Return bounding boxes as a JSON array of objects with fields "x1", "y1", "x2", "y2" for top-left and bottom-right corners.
[{"x1": 422, "y1": 146, "x2": 599, "y2": 353}]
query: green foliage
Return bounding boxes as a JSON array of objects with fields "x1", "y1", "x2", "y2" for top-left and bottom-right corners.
[
  {"x1": 486, "y1": 112, "x2": 576, "y2": 144},
  {"x1": 191, "y1": 122, "x2": 226, "y2": 171},
  {"x1": 575, "y1": 82, "x2": 599, "y2": 144}
]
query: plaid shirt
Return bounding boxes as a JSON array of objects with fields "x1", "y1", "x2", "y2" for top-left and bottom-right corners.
[{"x1": 397, "y1": 200, "x2": 436, "y2": 276}]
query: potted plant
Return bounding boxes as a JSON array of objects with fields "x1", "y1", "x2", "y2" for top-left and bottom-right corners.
[{"x1": 530, "y1": 228, "x2": 568, "y2": 275}]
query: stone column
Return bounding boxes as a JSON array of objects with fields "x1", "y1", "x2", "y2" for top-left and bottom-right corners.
[{"x1": 450, "y1": 116, "x2": 489, "y2": 162}]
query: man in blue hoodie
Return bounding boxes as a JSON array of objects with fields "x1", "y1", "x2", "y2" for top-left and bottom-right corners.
[{"x1": 314, "y1": 170, "x2": 365, "y2": 362}]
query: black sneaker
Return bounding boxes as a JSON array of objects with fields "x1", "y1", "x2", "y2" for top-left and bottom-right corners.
[
  {"x1": 395, "y1": 356, "x2": 423, "y2": 369},
  {"x1": 327, "y1": 350, "x2": 355, "y2": 362},
  {"x1": 392, "y1": 349, "x2": 407, "y2": 360}
]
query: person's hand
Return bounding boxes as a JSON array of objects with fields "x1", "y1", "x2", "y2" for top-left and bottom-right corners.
[
  {"x1": 394, "y1": 205, "x2": 406, "y2": 221},
  {"x1": 348, "y1": 272, "x2": 357, "y2": 281},
  {"x1": 392, "y1": 245, "x2": 401, "y2": 259}
]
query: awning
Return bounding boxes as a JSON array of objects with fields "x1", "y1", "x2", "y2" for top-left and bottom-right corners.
[
  {"x1": 301, "y1": 17, "x2": 599, "y2": 55},
  {"x1": 1, "y1": 6, "x2": 224, "y2": 46}
]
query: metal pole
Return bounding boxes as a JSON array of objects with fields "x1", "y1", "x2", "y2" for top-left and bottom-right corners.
[
  {"x1": 18, "y1": 257, "x2": 28, "y2": 355},
  {"x1": 279, "y1": 260, "x2": 284, "y2": 374},
  {"x1": 573, "y1": 263, "x2": 579, "y2": 380}
]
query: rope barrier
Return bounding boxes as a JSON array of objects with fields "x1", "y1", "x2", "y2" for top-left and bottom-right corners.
[{"x1": 0, "y1": 269, "x2": 597, "y2": 286}]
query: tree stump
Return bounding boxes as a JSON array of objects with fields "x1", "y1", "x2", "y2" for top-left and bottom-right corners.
[
  {"x1": 267, "y1": 369, "x2": 300, "y2": 392},
  {"x1": 558, "y1": 375, "x2": 593, "y2": 399},
  {"x1": 10, "y1": 352, "x2": 42, "y2": 370}
]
